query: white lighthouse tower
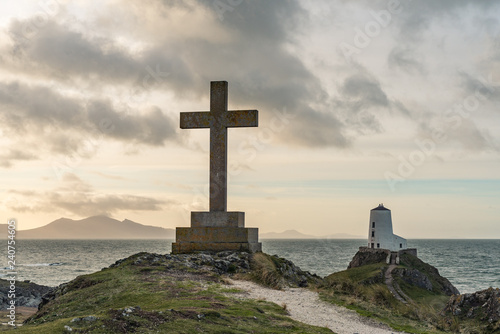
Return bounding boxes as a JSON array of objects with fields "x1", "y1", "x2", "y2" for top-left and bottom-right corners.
[{"x1": 368, "y1": 204, "x2": 407, "y2": 251}]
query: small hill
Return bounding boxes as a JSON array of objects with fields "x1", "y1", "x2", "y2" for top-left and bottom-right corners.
[
  {"x1": 15, "y1": 252, "x2": 330, "y2": 333},
  {"x1": 320, "y1": 249, "x2": 461, "y2": 333},
  {"x1": 15, "y1": 216, "x2": 175, "y2": 239}
]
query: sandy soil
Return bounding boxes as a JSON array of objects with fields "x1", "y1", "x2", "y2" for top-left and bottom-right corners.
[
  {"x1": 228, "y1": 279, "x2": 407, "y2": 334},
  {"x1": 0, "y1": 306, "x2": 37, "y2": 326}
]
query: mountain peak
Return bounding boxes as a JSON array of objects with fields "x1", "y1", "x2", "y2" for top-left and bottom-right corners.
[{"x1": 17, "y1": 216, "x2": 174, "y2": 239}]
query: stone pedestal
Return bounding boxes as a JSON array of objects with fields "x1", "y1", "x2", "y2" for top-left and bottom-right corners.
[{"x1": 172, "y1": 211, "x2": 262, "y2": 254}]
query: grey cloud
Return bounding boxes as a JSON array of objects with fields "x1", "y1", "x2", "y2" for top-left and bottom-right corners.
[
  {"x1": 334, "y1": 70, "x2": 390, "y2": 134},
  {"x1": 458, "y1": 72, "x2": 500, "y2": 102},
  {"x1": 447, "y1": 120, "x2": 497, "y2": 152},
  {"x1": 285, "y1": 106, "x2": 349, "y2": 147},
  {"x1": 199, "y1": 0, "x2": 304, "y2": 42},
  {"x1": 395, "y1": 1, "x2": 500, "y2": 41},
  {"x1": 0, "y1": 81, "x2": 177, "y2": 165},
  {"x1": 340, "y1": 73, "x2": 389, "y2": 107},
  {"x1": 86, "y1": 101, "x2": 176, "y2": 146},
  {"x1": 6, "y1": 18, "x2": 191, "y2": 90},
  {"x1": 3, "y1": 1, "x2": 350, "y2": 148},
  {"x1": 186, "y1": 1, "x2": 348, "y2": 147},
  {"x1": 0, "y1": 82, "x2": 83, "y2": 132},
  {"x1": 0, "y1": 149, "x2": 36, "y2": 167},
  {"x1": 5, "y1": 173, "x2": 169, "y2": 216},
  {"x1": 415, "y1": 108, "x2": 498, "y2": 155},
  {"x1": 388, "y1": 46, "x2": 425, "y2": 74},
  {"x1": 416, "y1": 118, "x2": 498, "y2": 153},
  {"x1": 8, "y1": 19, "x2": 141, "y2": 83},
  {"x1": 48, "y1": 193, "x2": 165, "y2": 217}
]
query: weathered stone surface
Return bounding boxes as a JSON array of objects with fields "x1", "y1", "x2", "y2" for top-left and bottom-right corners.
[
  {"x1": 398, "y1": 252, "x2": 459, "y2": 296},
  {"x1": 191, "y1": 211, "x2": 245, "y2": 228},
  {"x1": 172, "y1": 241, "x2": 261, "y2": 254},
  {"x1": 0, "y1": 279, "x2": 53, "y2": 309},
  {"x1": 175, "y1": 227, "x2": 258, "y2": 243},
  {"x1": 443, "y1": 287, "x2": 500, "y2": 330},
  {"x1": 180, "y1": 81, "x2": 258, "y2": 212},
  {"x1": 348, "y1": 247, "x2": 418, "y2": 268},
  {"x1": 347, "y1": 247, "x2": 459, "y2": 297},
  {"x1": 175, "y1": 81, "x2": 261, "y2": 254},
  {"x1": 393, "y1": 268, "x2": 433, "y2": 291},
  {"x1": 348, "y1": 247, "x2": 390, "y2": 268}
]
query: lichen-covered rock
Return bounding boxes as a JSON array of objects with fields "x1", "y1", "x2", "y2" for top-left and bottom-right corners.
[
  {"x1": 443, "y1": 287, "x2": 500, "y2": 332},
  {"x1": 444, "y1": 287, "x2": 500, "y2": 320},
  {"x1": 398, "y1": 253, "x2": 459, "y2": 296},
  {"x1": 346, "y1": 248, "x2": 459, "y2": 297},
  {"x1": 267, "y1": 254, "x2": 321, "y2": 288},
  {"x1": 0, "y1": 279, "x2": 52, "y2": 309},
  {"x1": 39, "y1": 251, "x2": 319, "y2": 311},
  {"x1": 348, "y1": 248, "x2": 389, "y2": 268},
  {"x1": 393, "y1": 268, "x2": 433, "y2": 291}
]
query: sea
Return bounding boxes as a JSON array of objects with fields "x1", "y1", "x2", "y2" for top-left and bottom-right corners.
[{"x1": 1, "y1": 239, "x2": 499, "y2": 294}]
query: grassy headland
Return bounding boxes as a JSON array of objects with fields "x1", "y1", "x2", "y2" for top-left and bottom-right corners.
[
  {"x1": 318, "y1": 251, "x2": 498, "y2": 333},
  {"x1": 1, "y1": 252, "x2": 331, "y2": 334}
]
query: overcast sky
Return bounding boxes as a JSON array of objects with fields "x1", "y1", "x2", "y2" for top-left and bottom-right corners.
[{"x1": 1, "y1": 0, "x2": 499, "y2": 238}]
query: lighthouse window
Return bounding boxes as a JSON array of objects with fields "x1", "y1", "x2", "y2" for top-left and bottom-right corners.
[
  {"x1": 372, "y1": 222, "x2": 375, "y2": 228},
  {"x1": 371, "y1": 231, "x2": 375, "y2": 237},
  {"x1": 400, "y1": 243, "x2": 402, "y2": 248},
  {"x1": 377, "y1": 243, "x2": 380, "y2": 248}
]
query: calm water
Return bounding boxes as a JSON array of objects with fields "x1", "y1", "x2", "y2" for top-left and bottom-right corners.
[{"x1": 1, "y1": 239, "x2": 499, "y2": 294}]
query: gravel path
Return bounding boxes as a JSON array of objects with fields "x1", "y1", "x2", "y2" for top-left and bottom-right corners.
[
  {"x1": 385, "y1": 264, "x2": 407, "y2": 304},
  {"x1": 228, "y1": 279, "x2": 407, "y2": 334}
]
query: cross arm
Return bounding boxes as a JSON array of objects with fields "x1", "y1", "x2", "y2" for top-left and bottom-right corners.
[
  {"x1": 226, "y1": 110, "x2": 258, "y2": 128},
  {"x1": 180, "y1": 112, "x2": 211, "y2": 129}
]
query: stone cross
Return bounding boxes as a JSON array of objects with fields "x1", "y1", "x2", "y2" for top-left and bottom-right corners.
[
  {"x1": 172, "y1": 81, "x2": 262, "y2": 254},
  {"x1": 180, "y1": 81, "x2": 258, "y2": 212}
]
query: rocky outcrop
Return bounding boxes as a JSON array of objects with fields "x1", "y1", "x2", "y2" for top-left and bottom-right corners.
[
  {"x1": 392, "y1": 267, "x2": 433, "y2": 291},
  {"x1": 0, "y1": 279, "x2": 52, "y2": 309},
  {"x1": 115, "y1": 251, "x2": 253, "y2": 275},
  {"x1": 39, "y1": 251, "x2": 321, "y2": 311},
  {"x1": 251, "y1": 252, "x2": 322, "y2": 288},
  {"x1": 348, "y1": 248, "x2": 389, "y2": 268},
  {"x1": 444, "y1": 287, "x2": 500, "y2": 319},
  {"x1": 397, "y1": 253, "x2": 459, "y2": 296},
  {"x1": 347, "y1": 248, "x2": 459, "y2": 298},
  {"x1": 443, "y1": 287, "x2": 500, "y2": 332}
]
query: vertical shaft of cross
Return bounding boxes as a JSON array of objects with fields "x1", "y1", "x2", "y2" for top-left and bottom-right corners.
[
  {"x1": 174, "y1": 80, "x2": 262, "y2": 254},
  {"x1": 209, "y1": 81, "x2": 228, "y2": 212},
  {"x1": 179, "y1": 80, "x2": 258, "y2": 215}
]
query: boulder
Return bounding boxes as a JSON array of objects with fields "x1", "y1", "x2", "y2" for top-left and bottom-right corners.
[
  {"x1": 0, "y1": 279, "x2": 52, "y2": 309},
  {"x1": 348, "y1": 248, "x2": 389, "y2": 268}
]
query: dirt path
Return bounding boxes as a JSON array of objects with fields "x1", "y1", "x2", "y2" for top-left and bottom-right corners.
[
  {"x1": 228, "y1": 279, "x2": 407, "y2": 334},
  {"x1": 385, "y1": 264, "x2": 407, "y2": 303},
  {"x1": 385, "y1": 264, "x2": 412, "y2": 304}
]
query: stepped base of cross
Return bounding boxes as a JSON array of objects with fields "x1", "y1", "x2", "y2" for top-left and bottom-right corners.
[{"x1": 171, "y1": 212, "x2": 262, "y2": 254}]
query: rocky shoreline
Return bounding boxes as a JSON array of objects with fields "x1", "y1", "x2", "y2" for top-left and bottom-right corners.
[{"x1": 0, "y1": 279, "x2": 52, "y2": 310}]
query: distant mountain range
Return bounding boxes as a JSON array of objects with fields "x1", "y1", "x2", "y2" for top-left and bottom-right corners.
[
  {"x1": 8, "y1": 216, "x2": 175, "y2": 239},
  {"x1": 0, "y1": 217, "x2": 362, "y2": 239}
]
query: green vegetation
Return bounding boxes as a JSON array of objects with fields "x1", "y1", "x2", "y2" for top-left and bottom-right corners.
[
  {"x1": 318, "y1": 261, "x2": 452, "y2": 334},
  {"x1": 1, "y1": 253, "x2": 331, "y2": 333},
  {"x1": 317, "y1": 252, "x2": 500, "y2": 333},
  {"x1": 242, "y1": 252, "x2": 285, "y2": 289},
  {"x1": 2, "y1": 250, "x2": 496, "y2": 333}
]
